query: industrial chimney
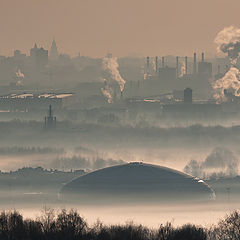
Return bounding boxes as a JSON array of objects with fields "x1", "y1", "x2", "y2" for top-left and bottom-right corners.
[
  {"x1": 146, "y1": 56, "x2": 150, "y2": 78},
  {"x1": 185, "y1": 56, "x2": 188, "y2": 75},
  {"x1": 193, "y1": 52, "x2": 197, "y2": 75},
  {"x1": 155, "y1": 56, "x2": 158, "y2": 74},
  {"x1": 44, "y1": 105, "x2": 56, "y2": 129},
  {"x1": 162, "y1": 56, "x2": 165, "y2": 68},
  {"x1": 176, "y1": 56, "x2": 179, "y2": 78},
  {"x1": 147, "y1": 56, "x2": 150, "y2": 69},
  {"x1": 201, "y1": 52, "x2": 205, "y2": 62}
]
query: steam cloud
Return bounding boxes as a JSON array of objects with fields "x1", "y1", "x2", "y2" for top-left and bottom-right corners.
[
  {"x1": 179, "y1": 60, "x2": 186, "y2": 77},
  {"x1": 15, "y1": 69, "x2": 24, "y2": 86},
  {"x1": 101, "y1": 56, "x2": 126, "y2": 103},
  {"x1": 213, "y1": 26, "x2": 240, "y2": 102},
  {"x1": 151, "y1": 57, "x2": 156, "y2": 73},
  {"x1": 101, "y1": 79, "x2": 114, "y2": 103},
  {"x1": 184, "y1": 147, "x2": 239, "y2": 179},
  {"x1": 16, "y1": 69, "x2": 24, "y2": 78},
  {"x1": 215, "y1": 26, "x2": 240, "y2": 64},
  {"x1": 213, "y1": 67, "x2": 240, "y2": 103}
]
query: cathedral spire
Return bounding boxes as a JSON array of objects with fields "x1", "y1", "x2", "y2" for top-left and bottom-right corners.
[{"x1": 49, "y1": 38, "x2": 58, "y2": 61}]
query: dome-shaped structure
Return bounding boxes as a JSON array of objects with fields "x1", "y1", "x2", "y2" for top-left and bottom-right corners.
[{"x1": 61, "y1": 162, "x2": 215, "y2": 203}]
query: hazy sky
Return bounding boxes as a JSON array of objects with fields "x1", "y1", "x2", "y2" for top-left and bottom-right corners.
[{"x1": 0, "y1": 0, "x2": 239, "y2": 58}]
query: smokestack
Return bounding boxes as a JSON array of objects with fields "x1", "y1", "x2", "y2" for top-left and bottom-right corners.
[
  {"x1": 155, "y1": 56, "x2": 158, "y2": 74},
  {"x1": 146, "y1": 56, "x2": 150, "y2": 79},
  {"x1": 193, "y1": 52, "x2": 197, "y2": 75},
  {"x1": 162, "y1": 56, "x2": 165, "y2": 68},
  {"x1": 49, "y1": 105, "x2": 52, "y2": 118},
  {"x1": 176, "y1": 56, "x2": 179, "y2": 78},
  {"x1": 202, "y1": 52, "x2": 205, "y2": 62},
  {"x1": 185, "y1": 56, "x2": 188, "y2": 75},
  {"x1": 147, "y1": 56, "x2": 150, "y2": 69}
]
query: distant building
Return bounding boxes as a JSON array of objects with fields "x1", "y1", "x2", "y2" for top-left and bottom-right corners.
[
  {"x1": 44, "y1": 105, "x2": 56, "y2": 129},
  {"x1": 30, "y1": 43, "x2": 48, "y2": 67},
  {"x1": 36, "y1": 47, "x2": 48, "y2": 67},
  {"x1": 0, "y1": 93, "x2": 75, "y2": 112},
  {"x1": 49, "y1": 38, "x2": 59, "y2": 61},
  {"x1": 30, "y1": 43, "x2": 38, "y2": 59},
  {"x1": 158, "y1": 66, "x2": 176, "y2": 82},
  {"x1": 13, "y1": 50, "x2": 26, "y2": 60},
  {"x1": 198, "y1": 53, "x2": 212, "y2": 77},
  {"x1": 198, "y1": 62, "x2": 212, "y2": 77},
  {"x1": 184, "y1": 88, "x2": 192, "y2": 104}
]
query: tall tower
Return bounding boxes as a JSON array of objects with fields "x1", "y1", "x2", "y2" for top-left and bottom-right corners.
[
  {"x1": 49, "y1": 38, "x2": 59, "y2": 61},
  {"x1": 185, "y1": 56, "x2": 188, "y2": 75},
  {"x1": 155, "y1": 56, "x2": 158, "y2": 74},
  {"x1": 44, "y1": 105, "x2": 56, "y2": 129},
  {"x1": 176, "y1": 56, "x2": 179, "y2": 78},
  {"x1": 193, "y1": 52, "x2": 197, "y2": 75},
  {"x1": 30, "y1": 43, "x2": 38, "y2": 59}
]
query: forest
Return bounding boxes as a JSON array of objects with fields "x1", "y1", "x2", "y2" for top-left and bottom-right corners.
[{"x1": 0, "y1": 208, "x2": 238, "y2": 240}]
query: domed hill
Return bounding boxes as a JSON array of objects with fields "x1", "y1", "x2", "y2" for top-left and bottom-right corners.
[{"x1": 60, "y1": 162, "x2": 215, "y2": 203}]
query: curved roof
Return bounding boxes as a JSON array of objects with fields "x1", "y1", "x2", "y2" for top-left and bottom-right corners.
[{"x1": 61, "y1": 162, "x2": 215, "y2": 203}]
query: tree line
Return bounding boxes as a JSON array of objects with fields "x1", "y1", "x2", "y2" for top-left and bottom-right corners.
[{"x1": 0, "y1": 208, "x2": 239, "y2": 240}]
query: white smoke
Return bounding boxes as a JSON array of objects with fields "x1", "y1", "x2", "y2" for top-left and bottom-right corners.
[
  {"x1": 213, "y1": 67, "x2": 240, "y2": 103},
  {"x1": 151, "y1": 57, "x2": 156, "y2": 73},
  {"x1": 215, "y1": 26, "x2": 240, "y2": 64},
  {"x1": 16, "y1": 69, "x2": 24, "y2": 78},
  {"x1": 213, "y1": 26, "x2": 240, "y2": 102},
  {"x1": 179, "y1": 61, "x2": 186, "y2": 77},
  {"x1": 101, "y1": 83, "x2": 114, "y2": 103},
  {"x1": 102, "y1": 56, "x2": 126, "y2": 93},
  {"x1": 15, "y1": 69, "x2": 24, "y2": 86}
]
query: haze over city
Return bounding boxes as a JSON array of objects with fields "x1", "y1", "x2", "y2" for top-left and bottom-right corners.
[
  {"x1": 1, "y1": 0, "x2": 240, "y2": 57},
  {"x1": 1, "y1": 1, "x2": 240, "y2": 239}
]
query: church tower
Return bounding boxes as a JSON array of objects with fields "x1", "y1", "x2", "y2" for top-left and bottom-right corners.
[{"x1": 49, "y1": 38, "x2": 59, "y2": 61}]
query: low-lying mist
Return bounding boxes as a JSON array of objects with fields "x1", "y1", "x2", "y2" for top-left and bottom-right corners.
[
  {"x1": 50, "y1": 155, "x2": 125, "y2": 171},
  {"x1": 184, "y1": 147, "x2": 239, "y2": 179}
]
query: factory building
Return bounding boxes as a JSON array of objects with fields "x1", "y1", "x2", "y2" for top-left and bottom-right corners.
[
  {"x1": 0, "y1": 93, "x2": 75, "y2": 112},
  {"x1": 30, "y1": 44, "x2": 48, "y2": 67},
  {"x1": 198, "y1": 53, "x2": 212, "y2": 77},
  {"x1": 158, "y1": 66, "x2": 176, "y2": 82},
  {"x1": 184, "y1": 88, "x2": 193, "y2": 104}
]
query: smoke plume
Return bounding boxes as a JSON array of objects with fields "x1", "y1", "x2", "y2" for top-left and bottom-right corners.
[
  {"x1": 151, "y1": 57, "x2": 156, "y2": 73},
  {"x1": 16, "y1": 69, "x2": 24, "y2": 78},
  {"x1": 102, "y1": 56, "x2": 126, "y2": 93},
  {"x1": 101, "y1": 79, "x2": 114, "y2": 103},
  {"x1": 179, "y1": 60, "x2": 186, "y2": 77},
  {"x1": 15, "y1": 68, "x2": 24, "y2": 86},
  {"x1": 215, "y1": 25, "x2": 240, "y2": 64},
  {"x1": 184, "y1": 147, "x2": 239, "y2": 179},
  {"x1": 213, "y1": 67, "x2": 240, "y2": 103},
  {"x1": 213, "y1": 26, "x2": 240, "y2": 102}
]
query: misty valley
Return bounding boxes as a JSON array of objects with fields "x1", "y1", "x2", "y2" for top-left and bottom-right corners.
[
  {"x1": 0, "y1": 120, "x2": 239, "y2": 230},
  {"x1": 1, "y1": 2, "x2": 240, "y2": 237}
]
